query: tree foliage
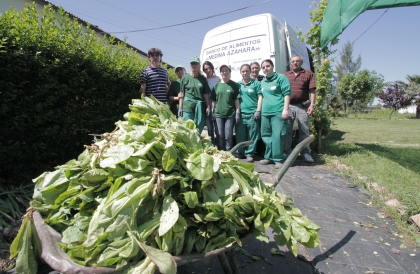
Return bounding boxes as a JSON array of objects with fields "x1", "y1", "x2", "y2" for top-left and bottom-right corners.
[
  {"x1": 405, "y1": 74, "x2": 420, "y2": 118},
  {"x1": 0, "y1": 4, "x2": 162, "y2": 187},
  {"x1": 298, "y1": 0, "x2": 337, "y2": 151},
  {"x1": 335, "y1": 40, "x2": 362, "y2": 82},
  {"x1": 338, "y1": 69, "x2": 384, "y2": 117},
  {"x1": 378, "y1": 82, "x2": 416, "y2": 119}
]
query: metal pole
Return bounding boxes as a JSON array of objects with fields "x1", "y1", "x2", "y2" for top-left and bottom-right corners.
[
  {"x1": 229, "y1": 140, "x2": 254, "y2": 154},
  {"x1": 225, "y1": 249, "x2": 241, "y2": 274},
  {"x1": 272, "y1": 134, "x2": 315, "y2": 188},
  {"x1": 218, "y1": 253, "x2": 233, "y2": 274}
]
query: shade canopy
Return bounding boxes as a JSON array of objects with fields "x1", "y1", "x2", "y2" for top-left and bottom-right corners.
[{"x1": 320, "y1": 0, "x2": 420, "y2": 49}]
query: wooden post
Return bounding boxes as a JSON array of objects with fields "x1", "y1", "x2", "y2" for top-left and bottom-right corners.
[{"x1": 318, "y1": 129, "x2": 322, "y2": 152}]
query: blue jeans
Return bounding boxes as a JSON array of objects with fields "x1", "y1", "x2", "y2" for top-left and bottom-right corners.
[
  {"x1": 215, "y1": 116, "x2": 235, "y2": 151},
  {"x1": 206, "y1": 115, "x2": 218, "y2": 146}
]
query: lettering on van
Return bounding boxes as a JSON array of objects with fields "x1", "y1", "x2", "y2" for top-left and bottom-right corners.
[
  {"x1": 204, "y1": 39, "x2": 261, "y2": 60},
  {"x1": 227, "y1": 46, "x2": 259, "y2": 56}
]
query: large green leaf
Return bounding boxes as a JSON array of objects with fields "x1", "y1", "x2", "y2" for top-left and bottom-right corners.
[
  {"x1": 159, "y1": 196, "x2": 179, "y2": 236},
  {"x1": 124, "y1": 157, "x2": 150, "y2": 172},
  {"x1": 186, "y1": 151, "x2": 214, "y2": 181},
  {"x1": 292, "y1": 216, "x2": 321, "y2": 231},
  {"x1": 100, "y1": 145, "x2": 134, "y2": 168},
  {"x1": 290, "y1": 221, "x2": 310, "y2": 243},
  {"x1": 62, "y1": 226, "x2": 85, "y2": 244},
  {"x1": 10, "y1": 216, "x2": 39, "y2": 274},
  {"x1": 182, "y1": 191, "x2": 199, "y2": 208},
  {"x1": 124, "y1": 257, "x2": 156, "y2": 274},
  {"x1": 162, "y1": 140, "x2": 177, "y2": 172},
  {"x1": 134, "y1": 241, "x2": 176, "y2": 274}
]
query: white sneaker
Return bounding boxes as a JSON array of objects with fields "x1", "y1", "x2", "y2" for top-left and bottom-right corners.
[{"x1": 303, "y1": 153, "x2": 314, "y2": 163}]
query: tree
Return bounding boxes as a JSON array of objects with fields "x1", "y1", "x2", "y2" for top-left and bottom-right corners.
[
  {"x1": 406, "y1": 74, "x2": 420, "y2": 118},
  {"x1": 335, "y1": 40, "x2": 362, "y2": 117},
  {"x1": 338, "y1": 70, "x2": 384, "y2": 117},
  {"x1": 336, "y1": 40, "x2": 362, "y2": 82},
  {"x1": 378, "y1": 82, "x2": 416, "y2": 119}
]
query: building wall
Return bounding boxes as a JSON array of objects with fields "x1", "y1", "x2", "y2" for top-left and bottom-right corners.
[{"x1": 398, "y1": 104, "x2": 417, "y2": 114}]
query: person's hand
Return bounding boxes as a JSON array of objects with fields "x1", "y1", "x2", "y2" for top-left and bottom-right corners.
[
  {"x1": 307, "y1": 105, "x2": 315, "y2": 115},
  {"x1": 206, "y1": 107, "x2": 211, "y2": 117},
  {"x1": 282, "y1": 108, "x2": 288, "y2": 120},
  {"x1": 178, "y1": 92, "x2": 184, "y2": 98},
  {"x1": 253, "y1": 110, "x2": 261, "y2": 120},
  {"x1": 178, "y1": 108, "x2": 183, "y2": 118},
  {"x1": 236, "y1": 113, "x2": 241, "y2": 124}
]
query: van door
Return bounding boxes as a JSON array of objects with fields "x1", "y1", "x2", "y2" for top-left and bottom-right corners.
[
  {"x1": 200, "y1": 14, "x2": 274, "y2": 81},
  {"x1": 284, "y1": 22, "x2": 311, "y2": 71}
]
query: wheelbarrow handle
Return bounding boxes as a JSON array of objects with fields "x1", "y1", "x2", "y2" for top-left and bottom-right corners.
[
  {"x1": 272, "y1": 134, "x2": 315, "y2": 188},
  {"x1": 229, "y1": 141, "x2": 254, "y2": 154}
]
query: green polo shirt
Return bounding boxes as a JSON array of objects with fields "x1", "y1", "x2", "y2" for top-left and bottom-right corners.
[
  {"x1": 237, "y1": 79, "x2": 262, "y2": 114},
  {"x1": 180, "y1": 74, "x2": 211, "y2": 113},
  {"x1": 260, "y1": 72, "x2": 291, "y2": 115},
  {"x1": 211, "y1": 80, "x2": 240, "y2": 118}
]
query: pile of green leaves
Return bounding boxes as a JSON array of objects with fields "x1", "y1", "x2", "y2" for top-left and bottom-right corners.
[{"x1": 13, "y1": 97, "x2": 320, "y2": 273}]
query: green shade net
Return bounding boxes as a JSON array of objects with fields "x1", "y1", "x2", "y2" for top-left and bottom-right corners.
[{"x1": 320, "y1": 0, "x2": 420, "y2": 49}]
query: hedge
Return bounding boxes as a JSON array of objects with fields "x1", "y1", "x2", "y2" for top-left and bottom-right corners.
[{"x1": 0, "y1": 4, "x2": 174, "y2": 187}]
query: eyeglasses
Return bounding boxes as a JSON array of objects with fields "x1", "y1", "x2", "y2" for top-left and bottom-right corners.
[{"x1": 150, "y1": 53, "x2": 162, "y2": 57}]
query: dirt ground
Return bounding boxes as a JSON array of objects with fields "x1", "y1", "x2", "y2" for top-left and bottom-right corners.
[
  {"x1": 0, "y1": 224, "x2": 20, "y2": 272},
  {"x1": 0, "y1": 249, "x2": 15, "y2": 272}
]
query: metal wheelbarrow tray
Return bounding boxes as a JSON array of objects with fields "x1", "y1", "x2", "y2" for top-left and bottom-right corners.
[{"x1": 33, "y1": 136, "x2": 314, "y2": 273}]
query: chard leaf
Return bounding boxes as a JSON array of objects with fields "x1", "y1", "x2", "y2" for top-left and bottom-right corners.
[
  {"x1": 291, "y1": 221, "x2": 310, "y2": 243},
  {"x1": 159, "y1": 196, "x2": 179, "y2": 236},
  {"x1": 292, "y1": 216, "x2": 321, "y2": 231},
  {"x1": 80, "y1": 168, "x2": 108, "y2": 183},
  {"x1": 162, "y1": 141, "x2": 177, "y2": 172},
  {"x1": 124, "y1": 157, "x2": 149, "y2": 172},
  {"x1": 300, "y1": 229, "x2": 319, "y2": 248},
  {"x1": 183, "y1": 191, "x2": 199, "y2": 208},
  {"x1": 124, "y1": 257, "x2": 156, "y2": 274},
  {"x1": 203, "y1": 187, "x2": 220, "y2": 203},
  {"x1": 134, "y1": 241, "x2": 176, "y2": 274},
  {"x1": 251, "y1": 227, "x2": 269, "y2": 243},
  {"x1": 11, "y1": 217, "x2": 38, "y2": 274},
  {"x1": 62, "y1": 226, "x2": 85, "y2": 244},
  {"x1": 204, "y1": 211, "x2": 224, "y2": 221},
  {"x1": 186, "y1": 151, "x2": 214, "y2": 181},
  {"x1": 33, "y1": 169, "x2": 69, "y2": 205},
  {"x1": 100, "y1": 145, "x2": 134, "y2": 168},
  {"x1": 286, "y1": 237, "x2": 298, "y2": 257},
  {"x1": 279, "y1": 221, "x2": 292, "y2": 241},
  {"x1": 274, "y1": 233, "x2": 287, "y2": 246},
  {"x1": 214, "y1": 178, "x2": 239, "y2": 196},
  {"x1": 254, "y1": 213, "x2": 264, "y2": 232},
  {"x1": 105, "y1": 215, "x2": 131, "y2": 240}
]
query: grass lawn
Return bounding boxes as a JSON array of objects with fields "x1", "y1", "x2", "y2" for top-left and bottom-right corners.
[{"x1": 319, "y1": 114, "x2": 420, "y2": 247}]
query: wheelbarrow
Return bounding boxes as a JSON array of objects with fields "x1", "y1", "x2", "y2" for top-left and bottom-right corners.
[
  {"x1": 32, "y1": 211, "x2": 252, "y2": 274},
  {"x1": 32, "y1": 136, "x2": 314, "y2": 274}
]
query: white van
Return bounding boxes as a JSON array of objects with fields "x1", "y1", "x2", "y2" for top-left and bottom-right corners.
[{"x1": 200, "y1": 13, "x2": 311, "y2": 81}]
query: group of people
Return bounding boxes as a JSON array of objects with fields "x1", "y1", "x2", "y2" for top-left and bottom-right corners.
[{"x1": 140, "y1": 48, "x2": 316, "y2": 167}]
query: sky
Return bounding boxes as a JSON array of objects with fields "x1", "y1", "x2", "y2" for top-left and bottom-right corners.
[{"x1": 33, "y1": 0, "x2": 420, "y2": 83}]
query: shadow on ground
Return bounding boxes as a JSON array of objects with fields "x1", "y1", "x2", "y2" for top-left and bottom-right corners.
[{"x1": 355, "y1": 143, "x2": 420, "y2": 175}]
